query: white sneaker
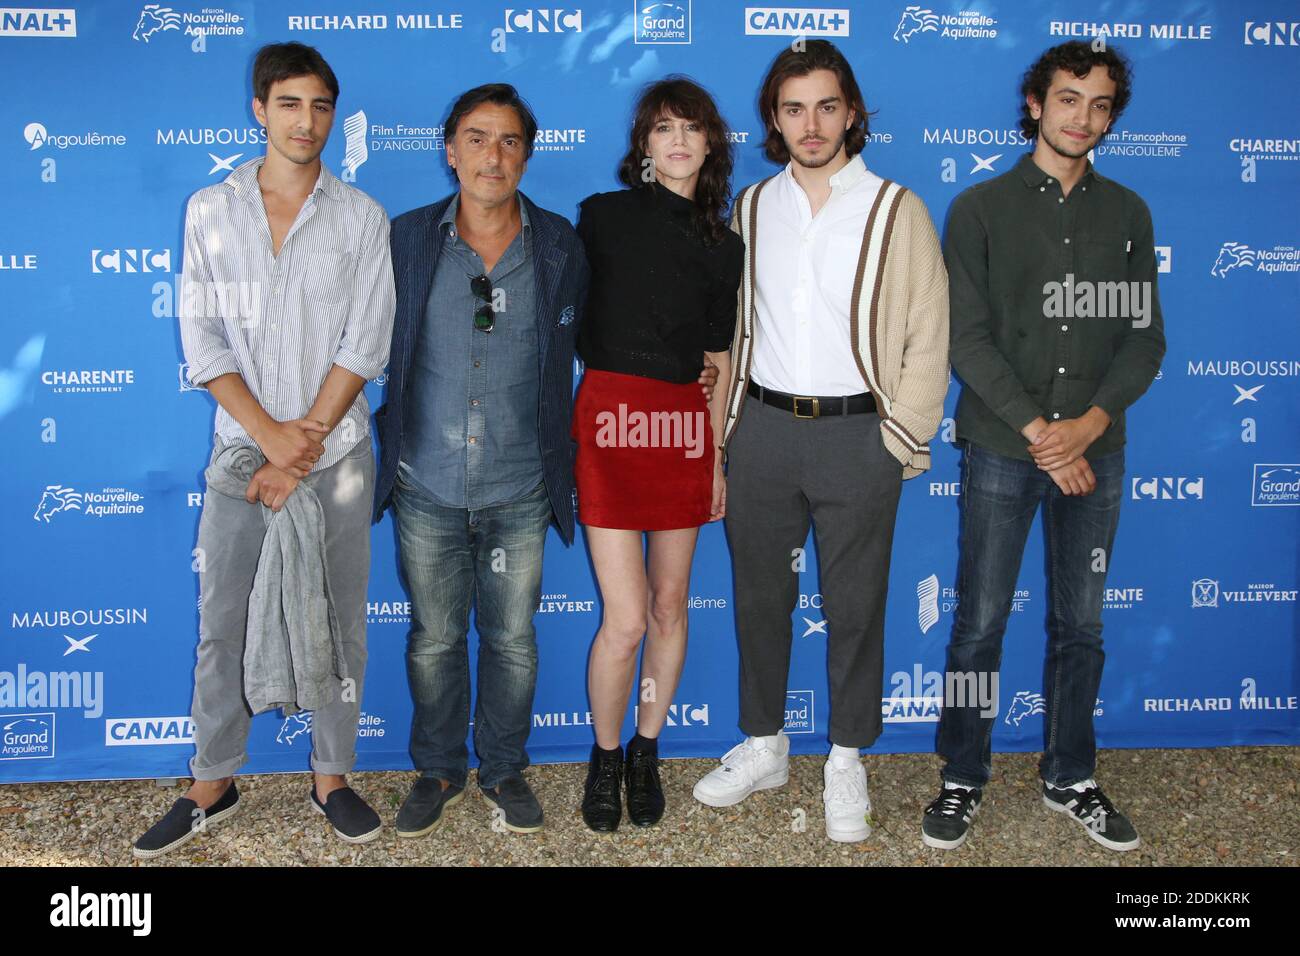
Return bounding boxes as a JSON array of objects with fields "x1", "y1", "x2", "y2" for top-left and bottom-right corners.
[
  {"x1": 823, "y1": 756, "x2": 872, "y2": 843},
  {"x1": 692, "y1": 734, "x2": 790, "y2": 807}
]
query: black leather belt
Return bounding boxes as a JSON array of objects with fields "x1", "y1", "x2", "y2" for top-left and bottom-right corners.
[{"x1": 747, "y1": 380, "x2": 876, "y2": 418}]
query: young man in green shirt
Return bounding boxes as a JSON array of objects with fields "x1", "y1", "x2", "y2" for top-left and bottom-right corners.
[{"x1": 924, "y1": 41, "x2": 1165, "y2": 852}]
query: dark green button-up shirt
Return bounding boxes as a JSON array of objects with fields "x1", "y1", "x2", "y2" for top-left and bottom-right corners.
[{"x1": 944, "y1": 153, "x2": 1166, "y2": 461}]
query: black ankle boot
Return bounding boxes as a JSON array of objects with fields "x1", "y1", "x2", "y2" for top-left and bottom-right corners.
[
  {"x1": 625, "y1": 738, "x2": 665, "y2": 827},
  {"x1": 581, "y1": 744, "x2": 623, "y2": 832}
]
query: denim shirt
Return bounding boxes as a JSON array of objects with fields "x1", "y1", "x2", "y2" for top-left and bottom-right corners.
[{"x1": 400, "y1": 195, "x2": 542, "y2": 509}]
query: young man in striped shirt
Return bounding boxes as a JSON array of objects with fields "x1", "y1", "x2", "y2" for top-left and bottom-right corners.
[{"x1": 134, "y1": 43, "x2": 395, "y2": 859}]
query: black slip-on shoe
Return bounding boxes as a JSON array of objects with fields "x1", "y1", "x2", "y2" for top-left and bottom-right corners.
[
  {"x1": 133, "y1": 780, "x2": 240, "y2": 860},
  {"x1": 310, "y1": 785, "x2": 382, "y2": 844},
  {"x1": 395, "y1": 777, "x2": 464, "y2": 838},
  {"x1": 479, "y1": 774, "x2": 543, "y2": 833}
]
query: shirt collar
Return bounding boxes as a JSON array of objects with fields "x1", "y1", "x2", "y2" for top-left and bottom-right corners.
[
  {"x1": 782, "y1": 151, "x2": 868, "y2": 194},
  {"x1": 1015, "y1": 152, "x2": 1101, "y2": 189},
  {"x1": 440, "y1": 192, "x2": 532, "y2": 237},
  {"x1": 225, "y1": 155, "x2": 342, "y2": 204}
]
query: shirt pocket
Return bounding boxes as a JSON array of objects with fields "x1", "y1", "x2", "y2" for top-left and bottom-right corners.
[
  {"x1": 303, "y1": 251, "x2": 352, "y2": 304},
  {"x1": 1079, "y1": 237, "x2": 1130, "y2": 283}
]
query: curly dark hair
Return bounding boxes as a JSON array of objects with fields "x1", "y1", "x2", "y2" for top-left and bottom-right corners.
[
  {"x1": 1019, "y1": 41, "x2": 1133, "y2": 140},
  {"x1": 617, "y1": 76, "x2": 735, "y2": 246},
  {"x1": 758, "y1": 39, "x2": 869, "y2": 165}
]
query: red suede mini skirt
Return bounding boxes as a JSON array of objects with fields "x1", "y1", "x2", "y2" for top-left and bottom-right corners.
[{"x1": 572, "y1": 368, "x2": 714, "y2": 531}]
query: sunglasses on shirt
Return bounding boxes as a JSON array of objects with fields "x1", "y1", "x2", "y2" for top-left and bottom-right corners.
[{"x1": 471, "y1": 274, "x2": 495, "y2": 333}]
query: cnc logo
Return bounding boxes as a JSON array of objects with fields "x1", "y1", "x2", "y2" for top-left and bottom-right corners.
[
  {"x1": 1244, "y1": 21, "x2": 1300, "y2": 45},
  {"x1": 504, "y1": 8, "x2": 582, "y2": 32},
  {"x1": 1130, "y1": 476, "x2": 1203, "y2": 500},
  {"x1": 91, "y1": 248, "x2": 172, "y2": 274}
]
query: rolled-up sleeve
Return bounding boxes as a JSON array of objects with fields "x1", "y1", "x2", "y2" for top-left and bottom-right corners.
[
  {"x1": 178, "y1": 195, "x2": 241, "y2": 387},
  {"x1": 332, "y1": 204, "x2": 395, "y2": 381}
]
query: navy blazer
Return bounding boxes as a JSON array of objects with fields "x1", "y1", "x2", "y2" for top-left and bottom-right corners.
[{"x1": 372, "y1": 191, "x2": 590, "y2": 545}]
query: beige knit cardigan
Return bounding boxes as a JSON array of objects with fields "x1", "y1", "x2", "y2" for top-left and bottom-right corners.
[{"x1": 721, "y1": 176, "x2": 951, "y2": 479}]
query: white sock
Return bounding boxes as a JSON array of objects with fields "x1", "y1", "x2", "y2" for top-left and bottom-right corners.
[
  {"x1": 944, "y1": 780, "x2": 971, "y2": 790},
  {"x1": 1066, "y1": 778, "x2": 1096, "y2": 792},
  {"x1": 828, "y1": 744, "x2": 859, "y2": 766}
]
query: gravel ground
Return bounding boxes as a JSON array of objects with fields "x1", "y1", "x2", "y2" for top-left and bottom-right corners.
[{"x1": 1, "y1": 747, "x2": 1295, "y2": 866}]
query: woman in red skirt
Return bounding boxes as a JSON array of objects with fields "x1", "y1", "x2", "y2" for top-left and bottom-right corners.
[{"x1": 573, "y1": 77, "x2": 743, "y2": 832}]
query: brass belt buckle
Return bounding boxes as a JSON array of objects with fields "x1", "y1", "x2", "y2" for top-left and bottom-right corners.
[{"x1": 793, "y1": 396, "x2": 819, "y2": 419}]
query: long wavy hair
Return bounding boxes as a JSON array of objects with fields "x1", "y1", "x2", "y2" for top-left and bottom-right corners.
[{"x1": 616, "y1": 76, "x2": 734, "y2": 245}]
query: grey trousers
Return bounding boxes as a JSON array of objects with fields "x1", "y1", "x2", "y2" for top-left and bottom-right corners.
[
  {"x1": 189, "y1": 436, "x2": 374, "y2": 780},
  {"x1": 724, "y1": 394, "x2": 903, "y2": 749}
]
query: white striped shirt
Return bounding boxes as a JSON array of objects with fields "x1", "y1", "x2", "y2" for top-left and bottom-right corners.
[{"x1": 178, "y1": 156, "x2": 395, "y2": 470}]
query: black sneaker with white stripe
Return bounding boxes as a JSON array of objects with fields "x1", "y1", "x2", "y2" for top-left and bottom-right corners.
[
  {"x1": 921, "y1": 784, "x2": 981, "y2": 849},
  {"x1": 1042, "y1": 780, "x2": 1140, "y2": 851}
]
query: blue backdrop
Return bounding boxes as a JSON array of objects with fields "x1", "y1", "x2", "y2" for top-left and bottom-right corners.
[{"x1": 1, "y1": 0, "x2": 1297, "y2": 782}]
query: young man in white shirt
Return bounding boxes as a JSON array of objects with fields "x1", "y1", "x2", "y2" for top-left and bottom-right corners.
[
  {"x1": 693, "y1": 40, "x2": 950, "y2": 842},
  {"x1": 134, "y1": 43, "x2": 395, "y2": 859}
]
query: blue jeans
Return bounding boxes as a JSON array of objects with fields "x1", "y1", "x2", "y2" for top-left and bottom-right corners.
[
  {"x1": 937, "y1": 441, "x2": 1124, "y2": 789},
  {"x1": 392, "y1": 470, "x2": 552, "y2": 789}
]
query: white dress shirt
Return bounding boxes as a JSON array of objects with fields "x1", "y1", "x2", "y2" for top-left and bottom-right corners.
[
  {"x1": 179, "y1": 157, "x2": 395, "y2": 470},
  {"x1": 750, "y1": 152, "x2": 884, "y2": 396}
]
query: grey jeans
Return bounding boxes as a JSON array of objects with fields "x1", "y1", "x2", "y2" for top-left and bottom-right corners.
[
  {"x1": 189, "y1": 435, "x2": 374, "y2": 780},
  {"x1": 724, "y1": 394, "x2": 904, "y2": 749}
]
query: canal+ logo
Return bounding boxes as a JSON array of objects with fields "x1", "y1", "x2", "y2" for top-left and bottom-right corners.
[{"x1": 0, "y1": 8, "x2": 76, "y2": 36}]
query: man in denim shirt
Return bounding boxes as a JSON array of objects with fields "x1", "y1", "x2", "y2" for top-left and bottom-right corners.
[{"x1": 923, "y1": 42, "x2": 1165, "y2": 853}]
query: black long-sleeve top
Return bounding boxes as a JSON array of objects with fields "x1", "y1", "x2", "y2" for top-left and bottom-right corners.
[{"x1": 576, "y1": 182, "x2": 744, "y2": 384}]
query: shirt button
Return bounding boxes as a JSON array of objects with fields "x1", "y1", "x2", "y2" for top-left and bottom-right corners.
[
  {"x1": 1052, "y1": 413, "x2": 1061, "y2": 420},
  {"x1": 1046, "y1": 177, "x2": 1053, "y2": 183},
  {"x1": 473, "y1": 361, "x2": 481, "y2": 368},
  {"x1": 1061, "y1": 325, "x2": 1069, "y2": 331},
  {"x1": 468, "y1": 437, "x2": 477, "y2": 445},
  {"x1": 1039, "y1": 186, "x2": 1045, "y2": 192},
  {"x1": 1058, "y1": 197, "x2": 1064, "y2": 204},
  {"x1": 1064, "y1": 237, "x2": 1071, "y2": 244},
  {"x1": 1058, "y1": 367, "x2": 1066, "y2": 374},
  {"x1": 471, "y1": 399, "x2": 479, "y2": 406}
]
